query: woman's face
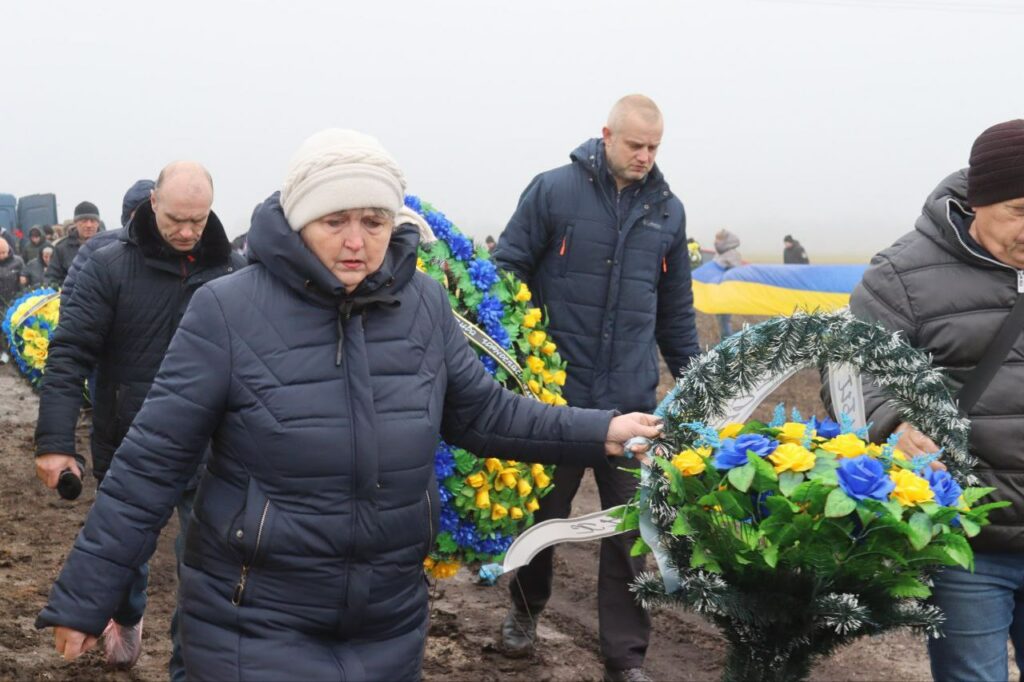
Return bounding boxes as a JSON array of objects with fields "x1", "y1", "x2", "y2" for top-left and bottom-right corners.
[{"x1": 301, "y1": 208, "x2": 394, "y2": 293}]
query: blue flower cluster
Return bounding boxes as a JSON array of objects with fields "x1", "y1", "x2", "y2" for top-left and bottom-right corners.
[
  {"x1": 476, "y1": 294, "x2": 511, "y2": 349},
  {"x1": 480, "y1": 355, "x2": 499, "y2": 376},
  {"x1": 468, "y1": 258, "x2": 499, "y2": 291},
  {"x1": 714, "y1": 434, "x2": 779, "y2": 470},
  {"x1": 439, "y1": 505, "x2": 514, "y2": 555},
  {"x1": 434, "y1": 442, "x2": 457, "y2": 481}
]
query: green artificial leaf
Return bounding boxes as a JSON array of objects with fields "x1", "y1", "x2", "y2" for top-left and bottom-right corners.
[
  {"x1": 453, "y1": 449, "x2": 477, "y2": 475},
  {"x1": 763, "y1": 543, "x2": 779, "y2": 569},
  {"x1": 605, "y1": 506, "x2": 625, "y2": 519},
  {"x1": 764, "y1": 495, "x2": 799, "y2": 516},
  {"x1": 629, "y1": 537, "x2": 651, "y2": 557},
  {"x1": 825, "y1": 488, "x2": 857, "y2": 518},
  {"x1": 966, "y1": 501, "x2": 1012, "y2": 515},
  {"x1": 728, "y1": 463, "x2": 756, "y2": 492},
  {"x1": 928, "y1": 506, "x2": 960, "y2": 525},
  {"x1": 714, "y1": 490, "x2": 754, "y2": 520},
  {"x1": 856, "y1": 505, "x2": 876, "y2": 530},
  {"x1": 807, "y1": 457, "x2": 839, "y2": 486},
  {"x1": 670, "y1": 514, "x2": 691, "y2": 536},
  {"x1": 778, "y1": 472, "x2": 804, "y2": 497},
  {"x1": 886, "y1": 575, "x2": 932, "y2": 598},
  {"x1": 437, "y1": 533, "x2": 458, "y2": 554},
  {"x1": 942, "y1": 534, "x2": 974, "y2": 570},
  {"x1": 734, "y1": 553, "x2": 752, "y2": 565},
  {"x1": 748, "y1": 451, "x2": 778, "y2": 488},
  {"x1": 907, "y1": 512, "x2": 934, "y2": 550},
  {"x1": 958, "y1": 516, "x2": 982, "y2": 537},
  {"x1": 961, "y1": 487, "x2": 997, "y2": 506},
  {"x1": 882, "y1": 499, "x2": 904, "y2": 519},
  {"x1": 739, "y1": 420, "x2": 768, "y2": 435},
  {"x1": 690, "y1": 545, "x2": 722, "y2": 573},
  {"x1": 460, "y1": 486, "x2": 475, "y2": 498}
]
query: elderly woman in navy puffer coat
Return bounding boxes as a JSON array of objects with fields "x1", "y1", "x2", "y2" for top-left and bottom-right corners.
[{"x1": 37, "y1": 129, "x2": 661, "y2": 681}]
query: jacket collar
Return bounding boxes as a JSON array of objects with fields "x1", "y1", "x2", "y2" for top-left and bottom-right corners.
[
  {"x1": 570, "y1": 138, "x2": 673, "y2": 204},
  {"x1": 246, "y1": 192, "x2": 420, "y2": 307},
  {"x1": 124, "y1": 200, "x2": 234, "y2": 268}
]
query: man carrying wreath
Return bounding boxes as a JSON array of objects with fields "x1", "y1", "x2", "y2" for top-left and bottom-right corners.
[{"x1": 849, "y1": 119, "x2": 1024, "y2": 682}]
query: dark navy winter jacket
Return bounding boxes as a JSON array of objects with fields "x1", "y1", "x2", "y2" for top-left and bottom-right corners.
[
  {"x1": 37, "y1": 194, "x2": 612, "y2": 681},
  {"x1": 35, "y1": 201, "x2": 242, "y2": 478},
  {"x1": 494, "y1": 138, "x2": 700, "y2": 413}
]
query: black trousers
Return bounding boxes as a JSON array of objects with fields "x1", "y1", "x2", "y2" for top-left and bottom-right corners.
[{"x1": 509, "y1": 460, "x2": 651, "y2": 669}]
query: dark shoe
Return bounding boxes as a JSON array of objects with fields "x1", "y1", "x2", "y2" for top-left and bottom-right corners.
[
  {"x1": 499, "y1": 606, "x2": 537, "y2": 657},
  {"x1": 103, "y1": 617, "x2": 144, "y2": 669},
  {"x1": 603, "y1": 667, "x2": 653, "y2": 682}
]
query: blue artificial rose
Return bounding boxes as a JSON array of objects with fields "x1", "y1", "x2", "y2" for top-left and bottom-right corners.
[
  {"x1": 713, "y1": 434, "x2": 779, "y2": 470},
  {"x1": 923, "y1": 467, "x2": 963, "y2": 507},
  {"x1": 809, "y1": 415, "x2": 841, "y2": 439},
  {"x1": 836, "y1": 455, "x2": 896, "y2": 502}
]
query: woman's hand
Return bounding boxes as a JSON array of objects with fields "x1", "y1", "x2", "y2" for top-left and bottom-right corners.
[
  {"x1": 54, "y1": 626, "x2": 98, "y2": 661},
  {"x1": 606, "y1": 413, "x2": 663, "y2": 458}
]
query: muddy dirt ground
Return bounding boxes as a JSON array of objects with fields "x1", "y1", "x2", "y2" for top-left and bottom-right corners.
[{"x1": 0, "y1": 315, "x2": 974, "y2": 681}]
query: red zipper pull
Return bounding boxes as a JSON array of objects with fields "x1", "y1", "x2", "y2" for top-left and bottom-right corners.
[
  {"x1": 559, "y1": 236, "x2": 567, "y2": 256},
  {"x1": 662, "y1": 256, "x2": 668, "y2": 273}
]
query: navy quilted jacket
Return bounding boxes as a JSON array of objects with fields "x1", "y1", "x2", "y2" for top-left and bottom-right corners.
[
  {"x1": 35, "y1": 202, "x2": 242, "y2": 478},
  {"x1": 37, "y1": 194, "x2": 613, "y2": 681},
  {"x1": 494, "y1": 138, "x2": 699, "y2": 412}
]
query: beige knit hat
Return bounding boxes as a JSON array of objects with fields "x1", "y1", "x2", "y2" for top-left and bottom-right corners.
[{"x1": 281, "y1": 129, "x2": 406, "y2": 231}]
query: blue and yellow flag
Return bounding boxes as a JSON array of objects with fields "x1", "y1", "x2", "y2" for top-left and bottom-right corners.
[{"x1": 691, "y1": 262, "x2": 867, "y2": 316}]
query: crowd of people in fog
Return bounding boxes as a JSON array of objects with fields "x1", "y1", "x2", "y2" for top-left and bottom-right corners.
[{"x1": 6, "y1": 95, "x2": 1024, "y2": 682}]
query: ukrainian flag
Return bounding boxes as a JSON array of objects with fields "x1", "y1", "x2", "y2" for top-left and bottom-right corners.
[{"x1": 691, "y1": 262, "x2": 867, "y2": 316}]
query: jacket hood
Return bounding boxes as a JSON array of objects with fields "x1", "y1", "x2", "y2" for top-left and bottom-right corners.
[
  {"x1": 246, "y1": 192, "x2": 420, "y2": 307},
  {"x1": 121, "y1": 179, "x2": 155, "y2": 228},
  {"x1": 715, "y1": 230, "x2": 740, "y2": 253},
  {"x1": 569, "y1": 138, "x2": 670, "y2": 196},
  {"x1": 28, "y1": 226, "x2": 44, "y2": 240},
  {"x1": 124, "y1": 200, "x2": 234, "y2": 267},
  {"x1": 914, "y1": 168, "x2": 1008, "y2": 270}
]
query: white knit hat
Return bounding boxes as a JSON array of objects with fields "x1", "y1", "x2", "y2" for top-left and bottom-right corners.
[{"x1": 281, "y1": 129, "x2": 406, "y2": 232}]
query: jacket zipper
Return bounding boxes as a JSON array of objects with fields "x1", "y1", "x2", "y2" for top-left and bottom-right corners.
[
  {"x1": 425, "y1": 490, "x2": 434, "y2": 554},
  {"x1": 232, "y1": 499, "x2": 270, "y2": 606},
  {"x1": 947, "y1": 199, "x2": 1024, "y2": 293}
]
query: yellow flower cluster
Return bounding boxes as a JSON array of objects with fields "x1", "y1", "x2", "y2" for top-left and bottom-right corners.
[
  {"x1": 820, "y1": 433, "x2": 867, "y2": 458},
  {"x1": 769, "y1": 443, "x2": 816, "y2": 473},
  {"x1": 423, "y1": 556, "x2": 460, "y2": 579},
  {"x1": 522, "y1": 308, "x2": 543, "y2": 329},
  {"x1": 466, "y1": 458, "x2": 546, "y2": 524},
  {"x1": 670, "y1": 447, "x2": 711, "y2": 477}
]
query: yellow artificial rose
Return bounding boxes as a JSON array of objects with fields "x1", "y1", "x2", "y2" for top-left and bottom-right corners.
[
  {"x1": 466, "y1": 473, "x2": 486, "y2": 489},
  {"x1": 540, "y1": 388, "x2": 557, "y2": 405},
  {"x1": 866, "y1": 443, "x2": 907, "y2": 461},
  {"x1": 528, "y1": 379, "x2": 542, "y2": 396},
  {"x1": 542, "y1": 369, "x2": 554, "y2": 384},
  {"x1": 522, "y1": 308, "x2": 543, "y2": 329},
  {"x1": 32, "y1": 336, "x2": 48, "y2": 350},
  {"x1": 500, "y1": 470, "x2": 518, "y2": 488},
  {"x1": 526, "y1": 497, "x2": 540, "y2": 512},
  {"x1": 416, "y1": 257, "x2": 426, "y2": 272},
  {"x1": 526, "y1": 356, "x2": 545, "y2": 374},
  {"x1": 431, "y1": 560, "x2": 460, "y2": 579},
  {"x1": 534, "y1": 471, "x2": 551, "y2": 489},
  {"x1": 517, "y1": 479, "x2": 533, "y2": 497},
  {"x1": 820, "y1": 433, "x2": 867, "y2": 458},
  {"x1": 552, "y1": 370, "x2": 566, "y2": 387},
  {"x1": 553, "y1": 395, "x2": 567, "y2": 406},
  {"x1": 778, "y1": 422, "x2": 810, "y2": 444},
  {"x1": 484, "y1": 458, "x2": 503, "y2": 474},
  {"x1": 510, "y1": 506, "x2": 524, "y2": 520},
  {"x1": 423, "y1": 556, "x2": 435, "y2": 570},
  {"x1": 890, "y1": 469, "x2": 935, "y2": 507},
  {"x1": 22, "y1": 328, "x2": 39, "y2": 342},
  {"x1": 541, "y1": 341, "x2": 557, "y2": 356},
  {"x1": 670, "y1": 448, "x2": 710, "y2": 477},
  {"x1": 515, "y1": 283, "x2": 532, "y2": 302},
  {"x1": 719, "y1": 423, "x2": 744, "y2": 439},
  {"x1": 528, "y1": 331, "x2": 547, "y2": 347},
  {"x1": 531, "y1": 464, "x2": 545, "y2": 477},
  {"x1": 768, "y1": 443, "x2": 817, "y2": 473},
  {"x1": 475, "y1": 489, "x2": 491, "y2": 509},
  {"x1": 491, "y1": 503, "x2": 508, "y2": 520}
]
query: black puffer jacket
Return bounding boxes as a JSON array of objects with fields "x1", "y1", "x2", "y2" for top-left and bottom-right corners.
[
  {"x1": 44, "y1": 228, "x2": 83, "y2": 286},
  {"x1": 0, "y1": 252, "x2": 24, "y2": 305},
  {"x1": 850, "y1": 169, "x2": 1024, "y2": 552},
  {"x1": 494, "y1": 138, "x2": 700, "y2": 412},
  {"x1": 36, "y1": 194, "x2": 613, "y2": 681},
  {"x1": 35, "y1": 201, "x2": 243, "y2": 478}
]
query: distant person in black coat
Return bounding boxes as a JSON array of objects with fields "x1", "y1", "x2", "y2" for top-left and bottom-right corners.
[
  {"x1": 0, "y1": 238, "x2": 25, "y2": 306},
  {"x1": 783, "y1": 234, "x2": 810, "y2": 264},
  {"x1": 22, "y1": 246, "x2": 53, "y2": 289}
]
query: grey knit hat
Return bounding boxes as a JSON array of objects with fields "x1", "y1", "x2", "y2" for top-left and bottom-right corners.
[{"x1": 281, "y1": 129, "x2": 406, "y2": 231}]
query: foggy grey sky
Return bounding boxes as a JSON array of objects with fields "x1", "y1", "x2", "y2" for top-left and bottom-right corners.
[{"x1": 3, "y1": 0, "x2": 1021, "y2": 261}]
